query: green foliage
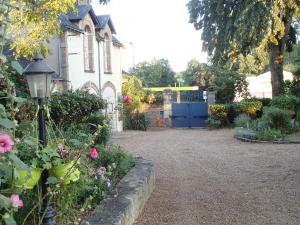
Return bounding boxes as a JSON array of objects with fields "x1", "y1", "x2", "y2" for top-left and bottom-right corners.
[
  {"x1": 236, "y1": 99, "x2": 263, "y2": 117},
  {"x1": 261, "y1": 107, "x2": 292, "y2": 133},
  {"x1": 270, "y1": 94, "x2": 300, "y2": 111},
  {"x1": 255, "y1": 129, "x2": 283, "y2": 141},
  {"x1": 95, "y1": 145, "x2": 135, "y2": 182},
  {"x1": 211, "y1": 67, "x2": 248, "y2": 104},
  {"x1": 187, "y1": 0, "x2": 300, "y2": 96},
  {"x1": 208, "y1": 105, "x2": 228, "y2": 128},
  {"x1": 234, "y1": 114, "x2": 251, "y2": 128},
  {"x1": 284, "y1": 43, "x2": 300, "y2": 74},
  {"x1": 181, "y1": 59, "x2": 212, "y2": 87},
  {"x1": 122, "y1": 75, "x2": 145, "y2": 111},
  {"x1": 125, "y1": 111, "x2": 150, "y2": 131},
  {"x1": 224, "y1": 103, "x2": 239, "y2": 124},
  {"x1": 130, "y1": 58, "x2": 176, "y2": 87},
  {"x1": 49, "y1": 90, "x2": 106, "y2": 126},
  {"x1": 80, "y1": 112, "x2": 111, "y2": 146},
  {"x1": 207, "y1": 118, "x2": 222, "y2": 129}
]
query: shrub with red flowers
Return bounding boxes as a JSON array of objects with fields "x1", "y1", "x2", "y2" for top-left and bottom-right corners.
[{"x1": 122, "y1": 95, "x2": 133, "y2": 105}]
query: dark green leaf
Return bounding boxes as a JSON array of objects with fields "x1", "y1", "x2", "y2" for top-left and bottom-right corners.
[{"x1": 0, "y1": 118, "x2": 15, "y2": 129}]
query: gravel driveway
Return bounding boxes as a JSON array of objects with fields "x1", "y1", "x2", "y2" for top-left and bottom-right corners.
[{"x1": 112, "y1": 128, "x2": 300, "y2": 225}]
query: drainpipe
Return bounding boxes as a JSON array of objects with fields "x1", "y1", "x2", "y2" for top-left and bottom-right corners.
[{"x1": 98, "y1": 40, "x2": 102, "y2": 97}]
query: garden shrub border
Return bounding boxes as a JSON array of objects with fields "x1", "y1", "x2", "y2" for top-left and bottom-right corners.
[
  {"x1": 83, "y1": 157, "x2": 155, "y2": 225},
  {"x1": 234, "y1": 130, "x2": 300, "y2": 144}
]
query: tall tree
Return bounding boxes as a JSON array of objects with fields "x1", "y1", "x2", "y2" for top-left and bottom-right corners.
[
  {"x1": 130, "y1": 58, "x2": 176, "y2": 87},
  {"x1": 181, "y1": 59, "x2": 212, "y2": 87},
  {"x1": 187, "y1": 0, "x2": 300, "y2": 97},
  {"x1": 0, "y1": 0, "x2": 111, "y2": 60}
]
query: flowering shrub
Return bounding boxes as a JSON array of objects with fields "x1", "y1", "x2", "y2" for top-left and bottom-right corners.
[
  {"x1": 0, "y1": 134, "x2": 14, "y2": 153},
  {"x1": 0, "y1": 133, "x2": 28, "y2": 224},
  {"x1": 122, "y1": 95, "x2": 133, "y2": 105}
]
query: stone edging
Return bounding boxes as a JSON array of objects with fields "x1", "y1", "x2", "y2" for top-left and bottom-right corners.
[
  {"x1": 235, "y1": 136, "x2": 300, "y2": 144},
  {"x1": 83, "y1": 157, "x2": 155, "y2": 225}
]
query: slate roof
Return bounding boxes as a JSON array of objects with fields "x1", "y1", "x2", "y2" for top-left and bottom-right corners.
[
  {"x1": 68, "y1": 4, "x2": 100, "y2": 26},
  {"x1": 96, "y1": 15, "x2": 116, "y2": 34},
  {"x1": 59, "y1": 14, "x2": 84, "y2": 33},
  {"x1": 112, "y1": 35, "x2": 123, "y2": 47}
]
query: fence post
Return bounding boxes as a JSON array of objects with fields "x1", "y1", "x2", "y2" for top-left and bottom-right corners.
[
  {"x1": 163, "y1": 89, "x2": 172, "y2": 126},
  {"x1": 207, "y1": 91, "x2": 216, "y2": 105},
  {"x1": 176, "y1": 91, "x2": 180, "y2": 103}
]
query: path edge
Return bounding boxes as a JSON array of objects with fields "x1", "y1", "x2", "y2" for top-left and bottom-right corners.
[{"x1": 83, "y1": 157, "x2": 155, "y2": 225}]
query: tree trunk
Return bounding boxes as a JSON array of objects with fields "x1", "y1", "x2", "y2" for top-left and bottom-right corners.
[
  {"x1": 269, "y1": 42, "x2": 284, "y2": 97},
  {"x1": 269, "y1": 18, "x2": 291, "y2": 98}
]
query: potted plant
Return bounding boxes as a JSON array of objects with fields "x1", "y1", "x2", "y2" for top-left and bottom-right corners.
[
  {"x1": 48, "y1": 140, "x2": 81, "y2": 185},
  {"x1": 13, "y1": 137, "x2": 59, "y2": 189}
]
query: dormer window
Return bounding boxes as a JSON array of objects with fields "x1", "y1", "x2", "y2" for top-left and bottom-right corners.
[
  {"x1": 83, "y1": 25, "x2": 94, "y2": 72},
  {"x1": 104, "y1": 33, "x2": 112, "y2": 73}
]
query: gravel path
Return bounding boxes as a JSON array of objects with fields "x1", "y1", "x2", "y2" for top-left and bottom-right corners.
[{"x1": 112, "y1": 128, "x2": 300, "y2": 225}]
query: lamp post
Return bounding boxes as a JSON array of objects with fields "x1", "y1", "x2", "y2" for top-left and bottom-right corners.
[{"x1": 23, "y1": 54, "x2": 56, "y2": 225}]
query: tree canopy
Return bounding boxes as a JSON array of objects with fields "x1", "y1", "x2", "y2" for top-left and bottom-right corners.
[
  {"x1": 181, "y1": 59, "x2": 211, "y2": 87},
  {"x1": 187, "y1": 0, "x2": 300, "y2": 97},
  {"x1": 129, "y1": 58, "x2": 176, "y2": 87},
  {"x1": 0, "y1": 0, "x2": 111, "y2": 61}
]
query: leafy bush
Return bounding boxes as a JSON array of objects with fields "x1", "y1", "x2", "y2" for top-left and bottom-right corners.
[
  {"x1": 209, "y1": 105, "x2": 227, "y2": 119},
  {"x1": 207, "y1": 118, "x2": 222, "y2": 128},
  {"x1": 208, "y1": 105, "x2": 228, "y2": 127},
  {"x1": 270, "y1": 94, "x2": 300, "y2": 112},
  {"x1": 236, "y1": 99, "x2": 263, "y2": 117},
  {"x1": 81, "y1": 112, "x2": 111, "y2": 146},
  {"x1": 49, "y1": 90, "x2": 106, "y2": 126},
  {"x1": 261, "y1": 107, "x2": 292, "y2": 133},
  {"x1": 128, "y1": 111, "x2": 150, "y2": 131},
  {"x1": 234, "y1": 114, "x2": 251, "y2": 128},
  {"x1": 96, "y1": 145, "x2": 135, "y2": 182},
  {"x1": 255, "y1": 129, "x2": 283, "y2": 141},
  {"x1": 122, "y1": 75, "x2": 145, "y2": 112},
  {"x1": 246, "y1": 97, "x2": 271, "y2": 107},
  {"x1": 224, "y1": 103, "x2": 239, "y2": 123}
]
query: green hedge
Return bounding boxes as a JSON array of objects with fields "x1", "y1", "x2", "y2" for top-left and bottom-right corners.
[{"x1": 49, "y1": 90, "x2": 106, "y2": 126}]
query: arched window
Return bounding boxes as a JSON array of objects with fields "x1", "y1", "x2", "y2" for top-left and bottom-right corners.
[
  {"x1": 83, "y1": 25, "x2": 94, "y2": 71},
  {"x1": 103, "y1": 33, "x2": 112, "y2": 73}
]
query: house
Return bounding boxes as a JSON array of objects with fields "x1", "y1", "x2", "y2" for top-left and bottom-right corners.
[
  {"x1": 246, "y1": 71, "x2": 293, "y2": 99},
  {"x1": 45, "y1": 0, "x2": 123, "y2": 132}
]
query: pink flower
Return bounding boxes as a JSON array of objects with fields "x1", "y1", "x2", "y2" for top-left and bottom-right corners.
[
  {"x1": 0, "y1": 134, "x2": 14, "y2": 153},
  {"x1": 90, "y1": 147, "x2": 99, "y2": 159},
  {"x1": 10, "y1": 194, "x2": 23, "y2": 209},
  {"x1": 123, "y1": 95, "x2": 129, "y2": 102},
  {"x1": 127, "y1": 97, "x2": 132, "y2": 105}
]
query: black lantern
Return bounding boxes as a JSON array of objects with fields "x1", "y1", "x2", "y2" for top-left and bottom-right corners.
[
  {"x1": 23, "y1": 54, "x2": 56, "y2": 225},
  {"x1": 23, "y1": 54, "x2": 54, "y2": 99}
]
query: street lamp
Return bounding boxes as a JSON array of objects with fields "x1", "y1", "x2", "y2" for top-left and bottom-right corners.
[{"x1": 23, "y1": 54, "x2": 56, "y2": 225}]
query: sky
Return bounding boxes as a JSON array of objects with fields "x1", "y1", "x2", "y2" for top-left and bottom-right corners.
[{"x1": 92, "y1": 0, "x2": 208, "y2": 72}]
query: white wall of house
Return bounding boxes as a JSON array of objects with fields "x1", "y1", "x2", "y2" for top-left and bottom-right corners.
[
  {"x1": 45, "y1": 37, "x2": 61, "y2": 76},
  {"x1": 45, "y1": 12, "x2": 123, "y2": 132},
  {"x1": 247, "y1": 71, "x2": 293, "y2": 99}
]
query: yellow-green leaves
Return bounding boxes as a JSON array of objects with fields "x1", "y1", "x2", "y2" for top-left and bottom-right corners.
[{"x1": 7, "y1": 0, "x2": 76, "y2": 59}]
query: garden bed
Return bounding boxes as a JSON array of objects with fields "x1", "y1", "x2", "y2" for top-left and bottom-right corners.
[
  {"x1": 234, "y1": 128, "x2": 300, "y2": 144},
  {"x1": 84, "y1": 157, "x2": 155, "y2": 225}
]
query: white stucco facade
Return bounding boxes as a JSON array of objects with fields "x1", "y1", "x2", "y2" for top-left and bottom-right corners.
[{"x1": 45, "y1": 4, "x2": 123, "y2": 132}]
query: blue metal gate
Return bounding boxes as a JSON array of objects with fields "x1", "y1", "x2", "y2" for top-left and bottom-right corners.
[{"x1": 172, "y1": 102, "x2": 208, "y2": 128}]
